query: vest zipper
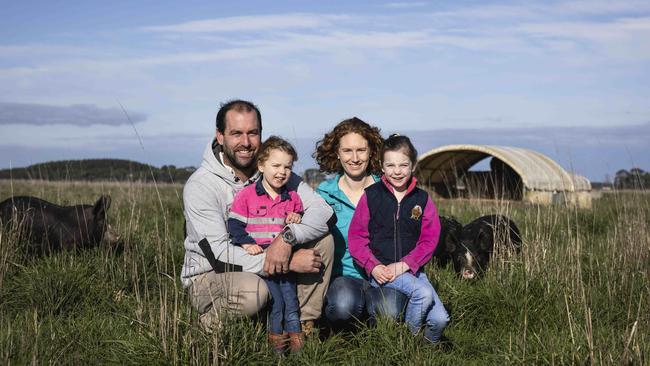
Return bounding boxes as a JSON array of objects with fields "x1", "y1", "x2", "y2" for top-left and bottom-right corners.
[{"x1": 395, "y1": 201, "x2": 401, "y2": 262}]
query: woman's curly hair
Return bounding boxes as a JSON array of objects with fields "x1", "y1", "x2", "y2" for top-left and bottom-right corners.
[{"x1": 313, "y1": 117, "x2": 383, "y2": 174}]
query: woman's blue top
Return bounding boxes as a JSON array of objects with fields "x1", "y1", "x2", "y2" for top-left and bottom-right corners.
[{"x1": 316, "y1": 174, "x2": 379, "y2": 279}]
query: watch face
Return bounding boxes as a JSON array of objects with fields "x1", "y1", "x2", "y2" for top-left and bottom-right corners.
[{"x1": 283, "y1": 229, "x2": 296, "y2": 244}]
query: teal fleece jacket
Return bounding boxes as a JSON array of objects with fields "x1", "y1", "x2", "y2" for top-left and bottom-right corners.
[{"x1": 316, "y1": 174, "x2": 379, "y2": 279}]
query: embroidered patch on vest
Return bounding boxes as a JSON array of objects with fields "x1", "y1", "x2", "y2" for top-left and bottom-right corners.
[{"x1": 411, "y1": 205, "x2": 423, "y2": 220}]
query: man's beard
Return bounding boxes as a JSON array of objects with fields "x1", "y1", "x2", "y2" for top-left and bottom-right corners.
[{"x1": 223, "y1": 144, "x2": 257, "y2": 172}]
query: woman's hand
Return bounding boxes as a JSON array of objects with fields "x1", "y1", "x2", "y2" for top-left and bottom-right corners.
[
  {"x1": 242, "y1": 243, "x2": 263, "y2": 255},
  {"x1": 371, "y1": 264, "x2": 393, "y2": 284},
  {"x1": 386, "y1": 262, "x2": 410, "y2": 281}
]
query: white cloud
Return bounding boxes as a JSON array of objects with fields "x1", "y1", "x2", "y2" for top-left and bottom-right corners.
[
  {"x1": 553, "y1": 0, "x2": 650, "y2": 16},
  {"x1": 0, "y1": 102, "x2": 146, "y2": 126},
  {"x1": 0, "y1": 44, "x2": 85, "y2": 57},
  {"x1": 0, "y1": 29, "x2": 437, "y2": 74},
  {"x1": 140, "y1": 13, "x2": 348, "y2": 33},
  {"x1": 519, "y1": 17, "x2": 650, "y2": 41},
  {"x1": 515, "y1": 16, "x2": 650, "y2": 62},
  {"x1": 428, "y1": 1, "x2": 650, "y2": 21},
  {"x1": 383, "y1": 2, "x2": 427, "y2": 9},
  {"x1": 430, "y1": 4, "x2": 537, "y2": 20},
  {"x1": 273, "y1": 30, "x2": 434, "y2": 50}
]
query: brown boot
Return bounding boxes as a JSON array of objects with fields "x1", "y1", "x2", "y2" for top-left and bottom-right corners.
[
  {"x1": 268, "y1": 332, "x2": 288, "y2": 355},
  {"x1": 301, "y1": 320, "x2": 315, "y2": 337},
  {"x1": 288, "y1": 332, "x2": 305, "y2": 354}
]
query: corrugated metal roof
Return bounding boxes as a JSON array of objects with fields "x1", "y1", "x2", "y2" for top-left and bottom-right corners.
[
  {"x1": 417, "y1": 144, "x2": 591, "y2": 192},
  {"x1": 569, "y1": 174, "x2": 592, "y2": 191}
]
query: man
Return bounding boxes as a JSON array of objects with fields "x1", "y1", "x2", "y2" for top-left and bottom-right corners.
[{"x1": 181, "y1": 99, "x2": 334, "y2": 333}]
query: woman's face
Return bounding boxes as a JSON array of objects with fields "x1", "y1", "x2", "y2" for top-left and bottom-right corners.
[{"x1": 337, "y1": 132, "x2": 370, "y2": 179}]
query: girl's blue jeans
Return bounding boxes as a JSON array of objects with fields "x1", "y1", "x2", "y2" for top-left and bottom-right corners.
[
  {"x1": 265, "y1": 273, "x2": 300, "y2": 334},
  {"x1": 324, "y1": 276, "x2": 408, "y2": 328},
  {"x1": 370, "y1": 271, "x2": 449, "y2": 342}
]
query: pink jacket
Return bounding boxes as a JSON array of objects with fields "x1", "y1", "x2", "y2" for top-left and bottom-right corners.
[{"x1": 227, "y1": 179, "x2": 303, "y2": 246}]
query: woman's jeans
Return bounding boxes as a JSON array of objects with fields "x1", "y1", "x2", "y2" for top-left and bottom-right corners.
[
  {"x1": 265, "y1": 274, "x2": 300, "y2": 334},
  {"x1": 324, "y1": 276, "x2": 408, "y2": 329},
  {"x1": 370, "y1": 271, "x2": 449, "y2": 342}
]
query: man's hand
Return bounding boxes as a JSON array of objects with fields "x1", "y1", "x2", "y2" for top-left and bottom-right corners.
[
  {"x1": 242, "y1": 243, "x2": 263, "y2": 255},
  {"x1": 289, "y1": 248, "x2": 323, "y2": 273},
  {"x1": 285, "y1": 212, "x2": 302, "y2": 224},
  {"x1": 386, "y1": 261, "x2": 410, "y2": 281},
  {"x1": 371, "y1": 264, "x2": 393, "y2": 285},
  {"x1": 263, "y1": 237, "x2": 292, "y2": 275}
]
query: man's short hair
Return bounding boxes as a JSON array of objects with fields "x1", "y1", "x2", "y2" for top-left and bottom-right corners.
[{"x1": 215, "y1": 99, "x2": 262, "y2": 133}]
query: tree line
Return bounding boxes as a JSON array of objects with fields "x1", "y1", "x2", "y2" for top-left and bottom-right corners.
[
  {"x1": 0, "y1": 159, "x2": 646, "y2": 190},
  {"x1": 0, "y1": 159, "x2": 196, "y2": 183}
]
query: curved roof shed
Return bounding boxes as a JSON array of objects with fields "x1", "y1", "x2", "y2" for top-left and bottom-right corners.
[{"x1": 417, "y1": 144, "x2": 591, "y2": 207}]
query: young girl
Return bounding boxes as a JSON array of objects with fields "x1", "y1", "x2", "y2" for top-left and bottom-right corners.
[
  {"x1": 227, "y1": 136, "x2": 304, "y2": 354},
  {"x1": 348, "y1": 134, "x2": 450, "y2": 343}
]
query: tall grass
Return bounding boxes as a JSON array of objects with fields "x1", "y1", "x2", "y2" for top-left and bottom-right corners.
[{"x1": 0, "y1": 180, "x2": 648, "y2": 365}]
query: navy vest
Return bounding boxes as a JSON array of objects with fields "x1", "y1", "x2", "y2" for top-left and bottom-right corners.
[{"x1": 365, "y1": 181, "x2": 429, "y2": 265}]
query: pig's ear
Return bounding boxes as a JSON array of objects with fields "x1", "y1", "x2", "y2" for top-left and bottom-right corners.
[
  {"x1": 450, "y1": 216, "x2": 461, "y2": 226},
  {"x1": 445, "y1": 236, "x2": 456, "y2": 252},
  {"x1": 477, "y1": 228, "x2": 491, "y2": 250},
  {"x1": 93, "y1": 195, "x2": 111, "y2": 218}
]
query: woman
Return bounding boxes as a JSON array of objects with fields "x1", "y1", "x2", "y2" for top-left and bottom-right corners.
[{"x1": 314, "y1": 117, "x2": 407, "y2": 329}]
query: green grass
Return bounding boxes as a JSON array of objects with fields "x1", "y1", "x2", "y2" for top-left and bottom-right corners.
[{"x1": 1, "y1": 180, "x2": 648, "y2": 365}]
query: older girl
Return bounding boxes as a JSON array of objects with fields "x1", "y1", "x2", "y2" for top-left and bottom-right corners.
[{"x1": 348, "y1": 134, "x2": 449, "y2": 343}]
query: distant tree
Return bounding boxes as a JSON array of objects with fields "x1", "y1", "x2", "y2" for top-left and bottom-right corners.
[
  {"x1": 614, "y1": 168, "x2": 648, "y2": 190},
  {"x1": 630, "y1": 168, "x2": 645, "y2": 177}
]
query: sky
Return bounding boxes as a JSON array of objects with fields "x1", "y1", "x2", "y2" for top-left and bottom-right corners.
[{"x1": 1, "y1": 0, "x2": 649, "y2": 181}]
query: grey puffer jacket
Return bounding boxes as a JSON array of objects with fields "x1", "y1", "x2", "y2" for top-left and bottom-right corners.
[{"x1": 181, "y1": 139, "x2": 333, "y2": 287}]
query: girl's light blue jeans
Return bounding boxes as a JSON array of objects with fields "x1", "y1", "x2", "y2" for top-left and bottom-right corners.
[
  {"x1": 324, "y1": 276, "x2": 407, "y2": 329},
  {"x1": 370, "y1": 271, "x2": 449, "y2": 342}
]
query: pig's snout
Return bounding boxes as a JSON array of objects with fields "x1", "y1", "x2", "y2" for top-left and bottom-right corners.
[
  {"x1": 103, "y1": 225, "x2": 121, "y2": 244},
  {"x1": 460, "y1": 250, "x2": 478, "y2": 280},
  {"x1": 462, "y1": 268, "x2": 476, "y2": 279}
]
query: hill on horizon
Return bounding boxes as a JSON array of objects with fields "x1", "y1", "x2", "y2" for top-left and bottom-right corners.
[{"x1": 0, "y1": 159, "x2": 195, "y2": 183}]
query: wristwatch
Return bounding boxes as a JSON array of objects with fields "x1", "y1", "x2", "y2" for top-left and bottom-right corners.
[{"x1": 281, "y1": 226, "x2": 298, "y2": 246}]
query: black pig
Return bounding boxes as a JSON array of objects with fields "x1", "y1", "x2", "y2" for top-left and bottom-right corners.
[
  {"x1": 0, "y1": 195, "x2": 120, "y2": 253},
  {"x1": 433, "y1": 216, "x2": 463, "y2": 267},
  {"x1": 444, "y1": 214, "x2": 521, "y2": 279}
]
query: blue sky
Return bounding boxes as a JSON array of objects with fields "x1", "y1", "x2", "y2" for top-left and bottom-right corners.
[{"x1": 1, "y1": 0, "x2": 649, "y2": 181}]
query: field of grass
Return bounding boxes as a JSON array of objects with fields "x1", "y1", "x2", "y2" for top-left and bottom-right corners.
[{"x1": 0, "y1": 179, "x2": 648, "y2": 365}]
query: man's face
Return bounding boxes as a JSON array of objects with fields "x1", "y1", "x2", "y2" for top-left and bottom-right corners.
[{"x1": 216, "y1": 109, "x2": 261, "y2": 172}]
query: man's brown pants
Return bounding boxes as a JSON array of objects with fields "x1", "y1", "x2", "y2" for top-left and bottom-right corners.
[{"x1": 188, "y1": 234, "x2": 334, "y2": 328}]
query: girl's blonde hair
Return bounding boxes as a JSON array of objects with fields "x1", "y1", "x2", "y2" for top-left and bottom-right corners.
[{"x1": 257, "y1": 136, "x2": 298, "y2": 165}]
